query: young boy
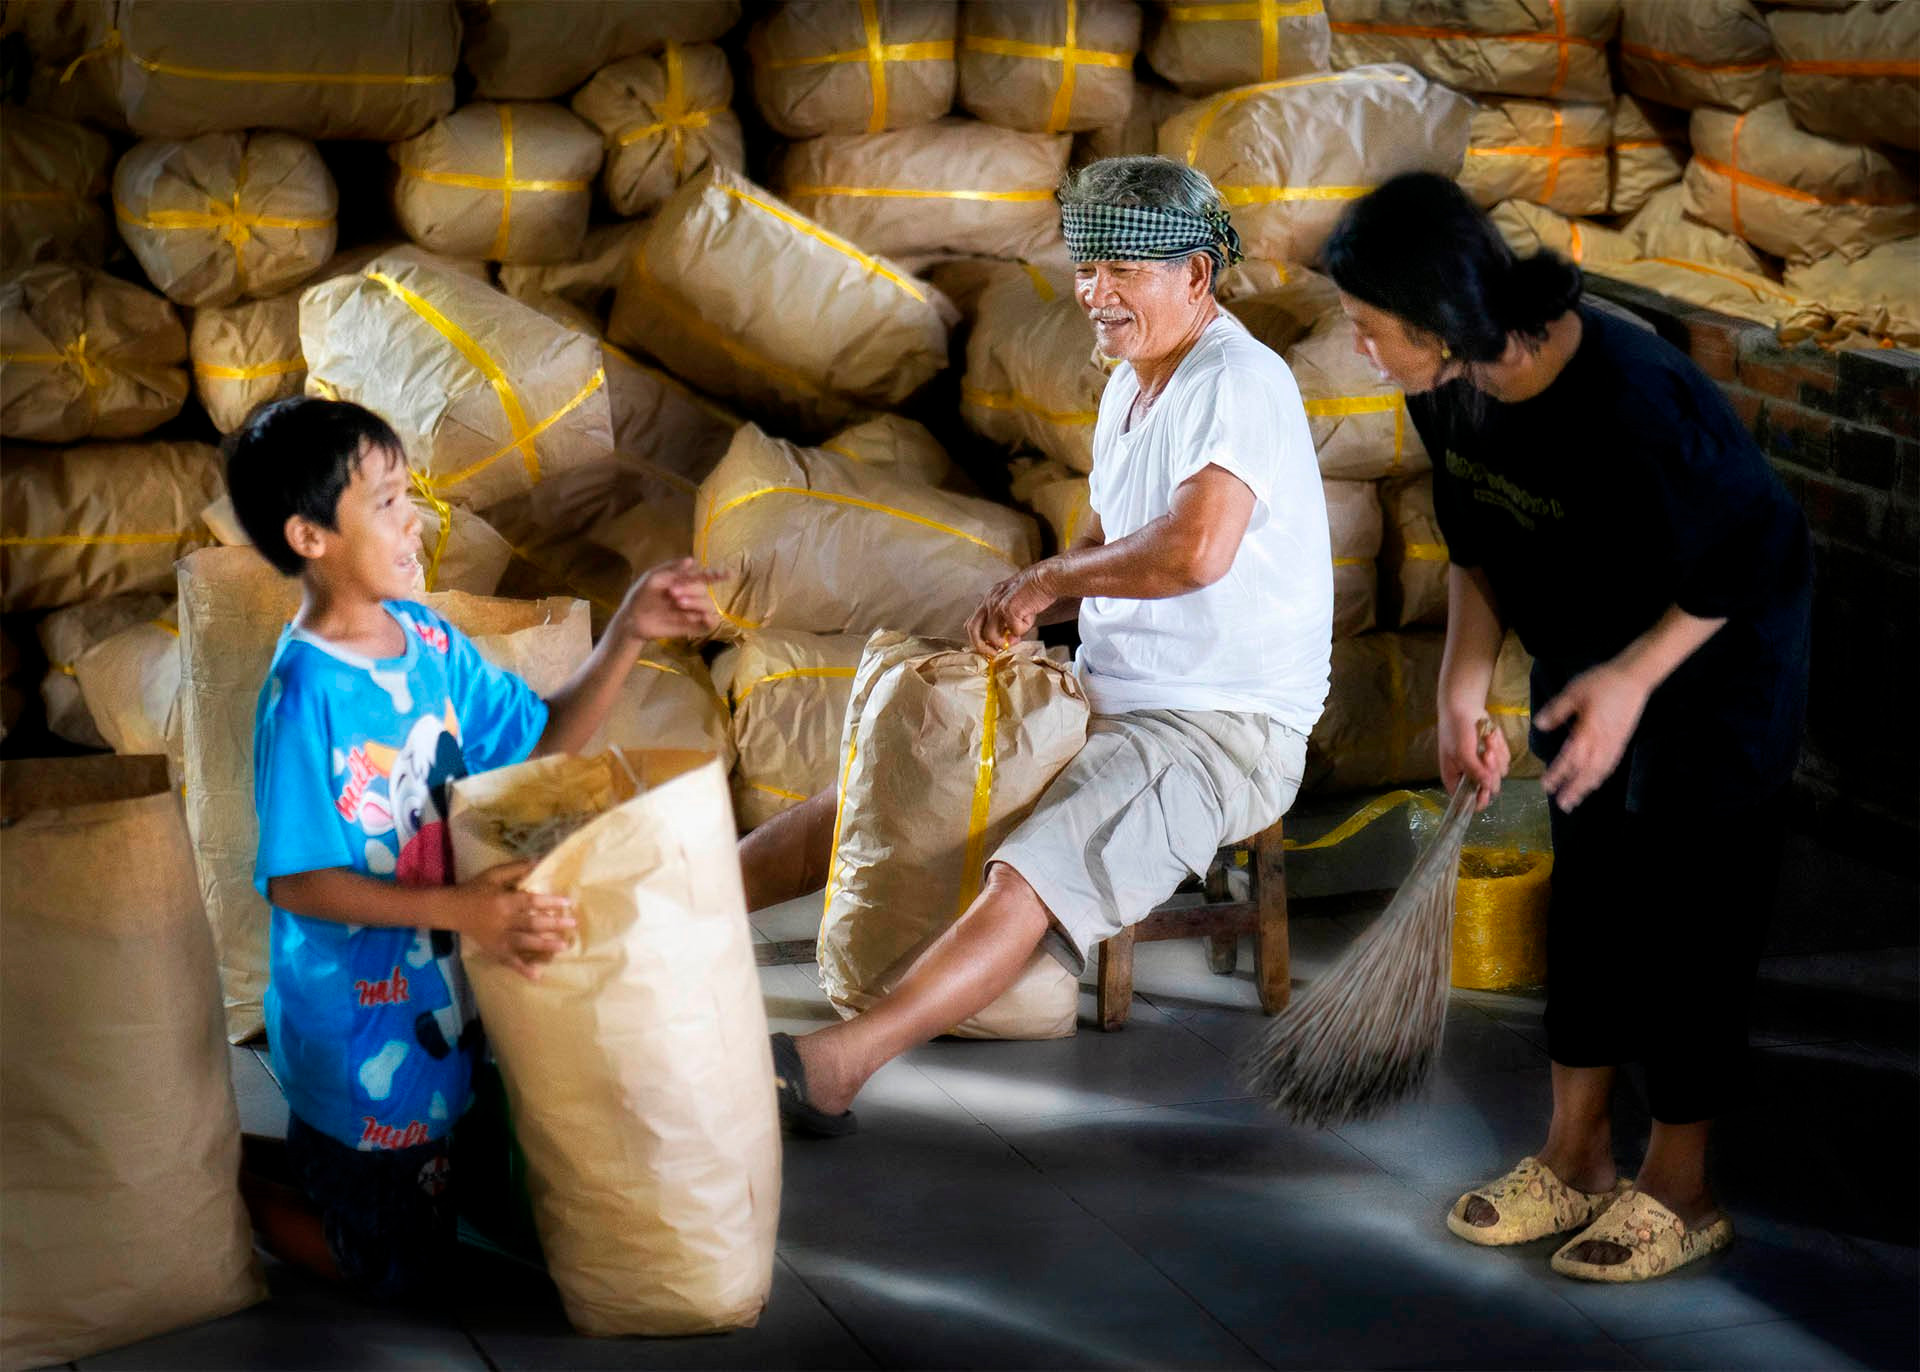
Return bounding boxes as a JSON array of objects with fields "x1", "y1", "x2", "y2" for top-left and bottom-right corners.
[{"x1": 226, "y1": 396, "x2": 718, "y2": 1297}]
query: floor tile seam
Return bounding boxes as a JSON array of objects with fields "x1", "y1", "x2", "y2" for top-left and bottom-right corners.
[
  {"x1": 1841, "y1": 1233, "x2": 1920, "y2": 1282},
  {"x1": 772, "y1": 1250, "x2": 887, "y2": 1371},
  {"x1": 459, "y1": 1322, "x2": 503, "y2": 1372},
  {"x1": 897, "y1": 1058, "x2": 990, "y2": 1127},
  {"x1": 974, "y1": 1092, "x2": 1266, "y2": 1131},
  {"x1": 1613, "y1": 1297, "x2": 1920, "y2": 1349}
]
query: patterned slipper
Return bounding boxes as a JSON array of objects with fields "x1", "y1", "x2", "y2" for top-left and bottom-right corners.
[
  {"x1": 1550, "y1": 1188, "x2": 1733, "y2": 1282},
  {"x1": 1446, "y1": 1157, "x2": 1630, "y2": 1246}
]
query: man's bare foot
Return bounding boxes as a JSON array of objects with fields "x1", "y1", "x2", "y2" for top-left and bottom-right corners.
[{"x1": 789, "y1": 1031, "x2": 858, "y2": 1118}]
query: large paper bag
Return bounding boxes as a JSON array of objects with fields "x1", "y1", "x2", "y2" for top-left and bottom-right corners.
[
  {"x1": 819, "y1": 634, "x2": 1088, "y2": 1040},
  {"x1": 711, "y1": 628, "x2": 866, "y2": 830},
  {"x1": 75, "y1": 603, "x2": 184, "y2": 769},
  {"x1": 448, "y1": 749, "x2": 778, "y2": 1336},
  {"x1": 0, "y1": 756, "x2": 265, "y2": 1370},
  {"x1": 1, "y1": 262, "x2": 189, "y2": 442},
  {"x1": 35, "y1": 591, "x2": 171, "y2": 748},
  {"x1": 0, "y1": 108, "x2": 112, "y2": 268}
]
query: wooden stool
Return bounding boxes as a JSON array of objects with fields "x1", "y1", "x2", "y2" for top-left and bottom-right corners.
[{"x1": 1094, "y1": 816, "x2": 1289, "y2": 1032}]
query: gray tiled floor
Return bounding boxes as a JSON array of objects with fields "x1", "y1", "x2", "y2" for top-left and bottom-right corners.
[{"x1": 72, "y1": 898, "x2": 1919, "y2": 1372}]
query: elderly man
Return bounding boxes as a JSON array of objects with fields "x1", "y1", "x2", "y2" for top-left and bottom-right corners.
[{"x1": 744, "y1": 155, "x2": 1333, "y2": 1134}]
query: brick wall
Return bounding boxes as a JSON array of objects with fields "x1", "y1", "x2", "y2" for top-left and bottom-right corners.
[{"x1": 1588, "y1": 277, "x2": 1919, "y2": 873}]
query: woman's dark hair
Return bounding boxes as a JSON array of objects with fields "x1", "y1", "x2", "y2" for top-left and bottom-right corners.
[
  {"x1": 1321, "y1": 172, "x2": 1583, "y2": 364},
  {"x1": 223, "y1": 396, "x2": 404, "y2": 575}
]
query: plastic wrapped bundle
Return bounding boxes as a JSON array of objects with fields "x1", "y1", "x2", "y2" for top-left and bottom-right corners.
[
  {"x1": 1458, "y1": 98, "x2": 1611, "y2": 216},
  {"x1": 1781, "y1": 237, "x2": 1920, "y2": 350},
  {"x1": 2, "y1": 262, "x2": 188, "y2": 442},
  {"x1": 1325, "y1": 0, "x2": 1620, "y2": 103},
  {"x1": 961, "y1": 263, "x2": 1106, "y2": 473},
  {"x1": 112, "y1": 131, "x2": 337, "y2": 308},
  {"x1": 777, "y1": 118, "x2": 1071, "y2": 262},
  {"x1": 1620, "y1": 0, "x2": 1779, "y2": 113},
  {"x1": 409, "y1": 479, "x2": 514, "y2": 596},
  {"x1": 1610, "y1": 92, "x2": 1690, "y2": 215},
  {"x1": 301, "y1": 256, "x2": 615, "y2": 513},
  {"x1": 819, "y1": 634, "x2": 1087, "y2": 1039},
  {"x1": 0, "y1": 109, "x2": 112, "y2": 268},
  {"x1": 1771, "y1": 2, "x2": 1919, "y2": 152},
  {"x1": 36, "y1": 591, "x2": 171, "y2": 747},
  {"x1": 1683, "y1": 102, "x2": 1918, "y2": 264},
  {"x1": 1305, "y1": 630, "x2": 1441, "y2": 791},
  {"x1": 75, "y1": 605, "x2": 185, "y2": 763},
  {"x1": 1145, "y1": 0, "x2": 1331, "y2": 94},
  {"x1": 1224, "y1": 267, "x2": 1345, "y2": 353},
  {"x1": 1161, "y1": 65, "x2": 1473, "y2": 264},
  {"x1": 1586, "y1": 256, "x2": 1806, "y2": 330},
  {"x1": 1488, "y1": 199, "x2": 1634, "y2": 266},
  {"x1": 1621, "y1": 183, "x2": 1771, "y2": 275},
  {"x1": 90, "y1": 0, "x2": 459, "y2": 140},
  {"x1": 696, "y1": 423, "x2": 1037, "y2": 640},
  {"x1": 588, "y1": 643, "x2": 734, "y2": 767},
  {"x1": 390, "y1": 102, "x2": 603, "y2": 265},
  {"x1": 821, "y1": 413, "x2": 951, "y2": 485},
  {"x1": 958, "y1": 0, "x2": 1141, "y2": 132},
  {"x1": 572, "y1": 45, "x2": 744, "y2": 219},
  {"x1": 1284, "y1": 310, "x2": 1429, "y2": 481},
  {"x1": 1, "y1": 441, "x2": 219, "y2": 612},
  {"x1": 1324, "y1": 477, "x2": 1381, "y2": 641},
  {"x1": 461, "y1": 0, "x2": 740, "y2": 100},
  {"x1": 608, "y1": 168, "x2": 950, "y2": 440},
  {"x1": 711, "y1": 628, "x2": 866, "y2": 829},
  {"x1": 1379, "y1": 473, "x2": 1446, "y2": 629},
  {"x1": 749, "y1": 0, "x2": 958, "y2": 138},
  {"x1": 1074, "y1": 78, "x2": 1194, "y2": 162},
  {"x1": 498, "y1": 220, "x2": 649, "y2": 319},
  {"x1": 189, "y1": 294, "x2": 305, "y2": 434}
]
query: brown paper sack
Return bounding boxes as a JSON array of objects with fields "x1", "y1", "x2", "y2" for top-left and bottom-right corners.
[
  {"x1": 190, "y1": 293, "x2": 305, "y2": 434},
  {"x1": 1491, "y1": 630, "x2": 1543, "y2": 779},
  {"x1": 573, "y1": 44, "x2": 745, "y2": 219},
  {"x1": 462, "y1": 0, "x2": 741, "y2": 100},
  {"x1": 591, "y1": 500, "x2": 695, "y2": 577},
  {"x1": 1161, "y1": 64, "x2": 1474, "y2": 264},
  {"x1": 1305, "y1": 629, "x2": 1443, "y2": 792},
  {"x1": 318, "y1": 238, "x2": 493, "y2": 286},
  {"x1": 1074, "y1": 77, "x2": 1194, "y2": 161},
  {"x1": 0, "y1": 0, "x2": 97, "y2": 63},
  {"x1": 1, "y1": 440, "x2": 219, "y2": 611},
  {"x1": 1326, "y1": 0, "x2": 1620, "y2": 103},
  {"x1": 1683, "y1": 102, "x2": 1919, "y2": 265},
  {"x1": 1030, "y1": 474, "x2": 1092, "y2": 555},
  {"x1": 923, "y1": 255, "x2": 1043, "y2": 323},
  {"x1": 1781, "y1": 236, "x2": 1920, "y2": 350},
  {"x1": 1379, "y1": 473, "x2": 1447, "y2": 629},
  {"x1": 75, "y1": 603, "x2": 183, "y2": 765},
  {"x1": 1217, "y1": 256, "x2": 1309, "y2": 299},
  {"x1": 1609, "y1": 93, "x2": 1690, "y2": 215},
  {"x1": 608, "y1": 167, "x2": 950, "y2": 440},
  {"x1": 961, "y1": 263, "x2": 1107, "y2": 473},
  {"x1": 390, "y1": 102, "x2": 603, "y2": 265},
  {"x1": 0, "y1": 755, "x2": 266, "y2": 1370},
  {"x1": 448, "y1": 749, "x2": 779, "y2": 1336},
  {"x1": 0, "y1": 108, "x2": 112, "y2": 268},
  {"x1": 1620, "y1": 0, "x2": 1779, "y2": 113},
  {"x1": 113, "y1": 131, "x2": 338, "y2": 308},
  {"x1": 1285, "y1": 310, "x2": 1431, "y2": 481},
  {"x1": 301, "y1": 256, "x2": 616, "y2": 514},
  {"x1": 36, "y1": 591, "x2": 170, "y2": 747},
  {"x1": 821, "y1": 413, "x2": 951, "y2": 486},
  {"x1": 1323, "y1": 477, "x2": 1380, "y2": 641},
  {"x1": 958, "y1": 0, "x2": 1141, "y2": 133},
  {"x1": 99, "y1": 0, "x2": 459, "y2": 140},
  {"x1": 21, "y1": 31, "x2": 128, "y2": 135},
  {"x1": 1771, "y1": 3, "x2": 1919, "y2": 152},
  {"x1": 1145, "y1": 0, "x2": 1332, "y2": 95},
  {"x1": 711, "y1": 628, "x2": 866, "y2": 829},
  {"x1": 1586, "y1": 255, "x2": 1806, "y2": 330},
  {"x1": 498, "y1": 219, "x2": 650, "y2": 319},
  {"x1": 588, "y1": 642, "x2": 733, "y2": 766},
  {"x1": 698, "y1": 423, "x2": 1038, "y2": 640},
  {"x1": 1622, "y1": 183, "x2": 1770, "y2": 275},
  {"x1": 2, "y1": 262, "x2": 188, "y2": 441},
  {"x1": 1223, "y1": 265, "x2": 1345, "y2": 353},
  {"x1": 750, "y1": 0, "x2": 958, "y2": 139},
  {"x1": 819, "y1": 633, "x2": 1087, "y2": 1039},
  {"x1": 778, "y1": 117, "x2": 1071, "y2": 262},
  {"x1": 1488, "y1": 199, "x2": 1635, "y2": 267},
  {"x1": 1458, "y1": 98, "x2": 1611, "y2": 216},
  {"x1": 490, "y1": 519, "x2": 636, "y2": 637},
  {"x1": 413, "y1": 489, "x2": 514, "y2": 596}
]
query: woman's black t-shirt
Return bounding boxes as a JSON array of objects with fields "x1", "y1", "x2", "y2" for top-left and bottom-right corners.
[{"x1": 1407, "y1": 304, "x2": 1812, "y2": 812}]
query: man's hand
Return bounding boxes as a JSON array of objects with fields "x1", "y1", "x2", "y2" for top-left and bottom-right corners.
[
  {"x1": 614, "y1": 556, "x2": 725, "y2": 642},
  {"x1": 453, "y1": 860, "x2": 576, "y2": 982},
  {"x1": 967, "y1": 564, "x2": 1058, "y2": 656},
  {"x1": 1438, "y1": 709, "x2": 1509, "y2": 813},
  {"x1": 1534, "y1": 662, "x2": 1650, "y2": 812}
]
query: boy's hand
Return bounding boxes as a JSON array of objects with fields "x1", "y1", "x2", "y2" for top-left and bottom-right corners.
[
  {"x1": 454, "y1": 860, "x2": 576, "y2": 982},
  {"x1": 615, "y1": 556, "x2": 725, "y2": 642}
]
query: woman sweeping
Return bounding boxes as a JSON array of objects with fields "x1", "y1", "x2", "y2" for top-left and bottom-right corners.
[{"x1": 1322, "y1": 173, "x2": 1812, "y2": 1283}]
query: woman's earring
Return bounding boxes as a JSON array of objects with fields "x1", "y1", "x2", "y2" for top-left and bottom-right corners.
[{"x1": 1439, "y1": 343, "x2": 1453, "y2": 361}]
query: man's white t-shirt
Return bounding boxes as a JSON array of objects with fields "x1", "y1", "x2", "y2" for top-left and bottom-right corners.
[{"x1": 1076, "y1": 309, "x2": 1332, "y2": 737}]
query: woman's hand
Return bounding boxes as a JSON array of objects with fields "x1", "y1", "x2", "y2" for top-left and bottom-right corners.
[
  {"x1": 615, "y1": 557, "x2": 725, "y2": 642},
  {"x1": 1534, "y1": 662, "x2": 1650, "y2": 811},
  {"x1": 966, "y1": 564, "x2": 1058, "y2": 656},
  {"x1": 1439, "y1": 709, "x2": 1509, "y2": 813}
]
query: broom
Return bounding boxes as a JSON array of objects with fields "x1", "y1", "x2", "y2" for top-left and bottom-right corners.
[{"x1": 1240, "y1": 725, "x2": 1489, "y2": 1127}]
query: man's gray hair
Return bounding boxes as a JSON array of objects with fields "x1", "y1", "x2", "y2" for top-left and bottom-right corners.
[{"x1": 1058, "y1": 156, "x2": 1227, "y2": 221}]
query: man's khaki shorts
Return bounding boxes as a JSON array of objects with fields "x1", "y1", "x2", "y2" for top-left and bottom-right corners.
[{"x1": 991, "y1": 708, "x2": 1307, "y2": 975}]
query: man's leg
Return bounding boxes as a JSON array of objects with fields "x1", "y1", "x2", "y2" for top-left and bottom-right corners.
[
  {"x1": 740, "y1": 787, "x2": 836, "y2": 913},
  {"x1": 789, "y1": 861, "x2": 1053, "y2": 1116}
]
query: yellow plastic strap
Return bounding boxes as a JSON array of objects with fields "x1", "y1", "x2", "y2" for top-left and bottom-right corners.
[
  {"x1": 664, "y1": 43, "x2": 688, "y2": 179},
  {"x1": 1281, "y1": 787, "x2": 1440, "y2": 851},
  {"x1": 700, "y1": 486, "x2": 1019, "y2": 564},
  {"x1": 393, "y1": 166, "x2": 589, "y2": 193},
  {"x1": 962, "y1": 0, "x2": 1133, "y2": 133},
  {"x1": 0, "y1": 531, "x2": 183, "y2": 547},
  {"x1": 50, "y1": 661, "x2": 77, "y2": 676},
  {"x1": 1167, "y1": 0, "x2": 1323, "y2": 79},
  {"x1": 954, "y1": 657, "x2": 1001, "y2": 916},
  {"x1": 634, "y1": 654, "x2": 686, "y2": 677},
  {"x1": 1331, "y1": 555, "x2": 1368, "y2": 568},
  {"x1": 719, "y1": 182, "x2": 927, "y2": 303},
  {"x1": 751, "y1": 781, "x2": 810, "y2": 803},
  {"x1": 784, "y1": 184, "x2": 1052, "y2": 203},
  {"x1": 731, "y1": 665, "x2": 858, "y2": 706},
  {"x1": 629, "y1": 243, "x2": 831, "y2": 400},
  {"x1": 66, "y1": 28, "x2": 452, "y2": 87},
  {"x1": 494, "y1": 105, "x2": 515, "y2": 260},
  {"x1": 1486, "y1": 702, "x2": 1529, "y2": 718},
  {"x1": 192, "y1": 356, "x2": 305, "y2": 380},
  {"x1": 820, "y1": 728, "x2": 861, "y2": 912},
  {"x1": 961, "y1": 384, "x2": 1098, "y2": 427},
  {"x1": 1303, "y1": 392, "x2": 1407, "y2": 468},
  {"x1": 113, "y1": 199, "x2": 331, "y2": 239},
  {"x1": 1019, "y1": 260, "x2": 1058, "y2": 302},
  {"x1": 1405, "y1": 541, "x2": 1448, "y2": 561},
  {"x1": 1568, "y1": 220, "x2": 1584, "y2": 263},
  {"x1": 407, "y1": 466, "x2": 454, "y2": 591},
  {"x1": 1642, "y1": 257, "x2": 1800, "y2": 304},
  {"x1": 149, "y1": 618, "x2": 180, "y2": 638},
  {"x1": 1221, "y1": 183, "x2": 1375, "y2": 205},
  {"x1": 1185, "y1": 69, "x2": 1407, "y2": 167},
  {"x1": 3, "y1": 334, "x2": 104, "y2": 427}
]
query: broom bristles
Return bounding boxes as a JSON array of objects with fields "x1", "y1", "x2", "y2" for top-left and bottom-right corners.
[{"x1": 1240, "y1": 777, "x2": 1479, "y2": 1128}]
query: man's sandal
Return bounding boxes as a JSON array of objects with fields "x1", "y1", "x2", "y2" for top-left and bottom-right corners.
[
  {"x1": 770, "y1": 1032, "x2": 857, "y2": 1138},
  {"x1": 1446, "y1": 1157, "x2": 1631, "y2": 1246},
  {"x1": 1550, "y1": 1188, "x2": 1733, "y2": 1282}
]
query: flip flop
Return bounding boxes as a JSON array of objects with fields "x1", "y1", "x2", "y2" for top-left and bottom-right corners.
[
  {"x1": 770, "y1": 1032, "x2": 857, "y2": 1138},
  {"x1": 1550, "y1": 1188, "x2": 1733, "y2": 1282},
  {"x1": 1446, "y1": 1156, "x2": 1631, "y2": 1246}
]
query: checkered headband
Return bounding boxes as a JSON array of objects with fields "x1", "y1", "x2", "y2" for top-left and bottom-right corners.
[{"x1": 1059, "y1": 200, "x2": 1246, "y2": 275}]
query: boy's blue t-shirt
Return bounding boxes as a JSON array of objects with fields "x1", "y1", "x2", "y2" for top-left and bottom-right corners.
[{"x1": 252, "y1": 600, "x2": 548, "y2": 1152}]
